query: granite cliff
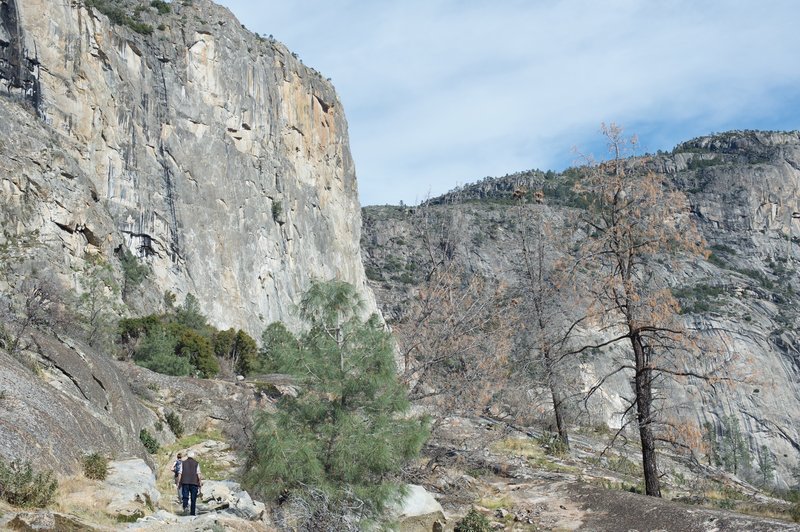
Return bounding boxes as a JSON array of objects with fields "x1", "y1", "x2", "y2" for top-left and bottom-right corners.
[
  {"x1": 0, "y1": 0, "x2": 373, "y2": 481},
  {"x1": 362, "y1": 130, "x2": 800, "y2": 490},
  {"x1": 0, "y1": 0, "x2": 374, "y2": 337}
]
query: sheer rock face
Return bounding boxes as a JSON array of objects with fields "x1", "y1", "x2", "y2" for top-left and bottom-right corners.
[
  {"x1": 0, "y1": 332, "x2": 159, "y2": 471},
  {"x1": 362, "y1": 130, "x2": 800, "y2": 488},
  {"x1": 0, "y1": 0, "x2": 374, "y2": 335}
]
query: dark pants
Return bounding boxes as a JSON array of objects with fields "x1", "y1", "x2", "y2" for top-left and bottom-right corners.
[{"x1": 181, "y1": 484, "x2": 199, "y2": 515}]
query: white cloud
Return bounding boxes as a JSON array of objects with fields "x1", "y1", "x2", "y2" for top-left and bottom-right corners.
[{"x1": 219, "y1": 0, "x2": 800, "y2": 205}]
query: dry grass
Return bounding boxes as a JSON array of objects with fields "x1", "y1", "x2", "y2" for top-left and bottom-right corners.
[
  {"x1": 491, "y1": 437, "x2": 578, "y2": 475},
  {"x1": 477, "y1": 494, "x2": 513, "y2": 510},
  {"x1": 51, "y1": 475, "x2": 118, "y2": 527},
  {"x1": 491, "y1": 437, "x2": 544, "y2": 459}
]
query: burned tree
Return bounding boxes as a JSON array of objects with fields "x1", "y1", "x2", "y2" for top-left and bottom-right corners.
[{"x1": 573, "y1": 124, "x2": 707, "y2": 496}]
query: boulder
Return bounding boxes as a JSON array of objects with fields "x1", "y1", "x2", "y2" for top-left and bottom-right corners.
[
  {"x1": 104, "y1": 459, "x2": 160, "y2": 520},
  {"x1": 201, "y1": 480, "x2": 266, "y2": 520},
  {"x1": 7, "y1": 512, "x2": 55, "y2": 531},
  {"x1": 7, "y1": 511, "x2": 104, "y2": 531},
  {"x1": 390, "y1": 484, "x2": 446, "y2": 532}
]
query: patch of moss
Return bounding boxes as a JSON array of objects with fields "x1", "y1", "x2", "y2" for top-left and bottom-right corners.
[{"x1": 115, "y1": 509, "x2": 144, "y2": 523}]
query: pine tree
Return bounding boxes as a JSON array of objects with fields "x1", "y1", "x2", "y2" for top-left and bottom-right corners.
[{"x1": 245, "y1": 280, "x2": 429, "y2": 521}]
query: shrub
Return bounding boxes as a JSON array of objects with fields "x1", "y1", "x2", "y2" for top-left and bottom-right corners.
[
  {"x1": 272, "y1": 200, "x2": 283, "y2": 222},
  {"x1": 173, "y1": 326, "x2": 218, "y2": 377},
  {"x1": 118, "y1": 315, "x2": 161, "y2": 344},
  {"x1": 82, "y1": 453, "x2": 109, "y2": 480},
  {"x1": 150, "y1": 0, "x2": 171, "y2": 14},
  {"x1": 791, "y1": 500, "x2": 800, "y2": 522},
  {"x1": 707, "y1": 253, "x2": 726, "y2": 268},
  {"x1": 118, "y1": 248, "x2": 149, "y2": 297},
  {"x1": 454, "y1": 508, "x2": 491, "y2": 532},
  {"x1": 535, "y1": 432, "x2": 569, "y2": 457},
  {"x1": 608, "y1": 455, "x2": 640, "y2": 476},
  {"x1": 213, "y1": 328, "x2": 257, "y2": 376},
  {"x1": 139, "y1": 429, "x2": 160, "y2": 454},
  {"x1": 0, "y1": 459, "x2": 57, "y2": 508},
  {"x1": 116, "y1": 510, "x2": 145, "y2": 523},
  {"x1": 84, "y1": 0, "x2": 154, "y2": 35},
  {"x1": 133, "y1": 326, "x2": 192, "y2": 376},
  {"x1": 165, "y1": 411, "x2": 184, "y2": 438},
  {"x1": 364, "y1": 265, "x2": 382, "y2": 281},
  {"x1": 687, "y1": 156, "x2": 723, "y2": 170},
  {"x1": 175, "y1": 294, "x2": 207, "y2": 330}
]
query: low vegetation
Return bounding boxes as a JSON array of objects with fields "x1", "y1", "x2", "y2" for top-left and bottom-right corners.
[
  {"x1": 454, "y1": 507, "x2": 492, "y2": 532},
  {"x1": 84, "y1": 0, "x2": 155, "y2": 35},
  {"x1": 117, "y1": 294, "x2": 258, "y2": 378},
  {"x1": 139, "y1": 429, "x2": 160, "y2": 454},
  {"x1": 0, "y1": 459, "x2": 57, "y2": 508},
  {"x1": 165, "y1": 411, "x2": 184, "y2": 438},
  {"x1": 82, "y1": 453, "x2": 109, "y2": 481}
]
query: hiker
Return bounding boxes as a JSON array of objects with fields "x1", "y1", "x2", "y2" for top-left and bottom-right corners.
[
  {"x1": 172, "y1": 452, "x2": 183, "y2": 502},
  {"x1": 177, "y1": 450, "x2": 203, "y2": 516}
]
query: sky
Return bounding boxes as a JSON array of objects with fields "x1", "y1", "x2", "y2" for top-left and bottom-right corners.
[{"x1": 217, "y1": 0, "x2": 800, "y2": 206}]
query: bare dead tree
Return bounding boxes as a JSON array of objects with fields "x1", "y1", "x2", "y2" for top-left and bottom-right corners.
[
  {"x1": 390, "y1": 203, "x2": 513, "y2": 434},
  {"x1": 572, "y1": 123, "x2": 710, "y2": 497},
  {"x1": 0, "y1": 278, "x2": 60, "y2": 361},
  {"x1": 510, "y1": 197, "x2": 594, "y2": 450}
]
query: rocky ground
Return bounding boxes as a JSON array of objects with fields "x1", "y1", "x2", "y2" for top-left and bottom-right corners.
[
  {"x1": 0, "y1": 414, "x2": 798, "y2": 531},
  {"x1": 0, "y1": 438, "x2": 270, "y2": 531},
  {"x1": 409, "y1": 417, "x2": 800, "y2": 531}
]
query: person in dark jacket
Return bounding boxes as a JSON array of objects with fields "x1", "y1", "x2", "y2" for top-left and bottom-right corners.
[
  {"x1": 177, "y1": 450, "x2": 203, "y2": 516},
  {"x1": 172, "y1": 452, "x2": 183, "y2": 503}
]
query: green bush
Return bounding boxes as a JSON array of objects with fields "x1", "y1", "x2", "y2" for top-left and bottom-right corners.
[
  {"x1": 705, "y1": 417, "x2": 750, "y2": 475},
  {"x1": 535, "y1": 432, "x2": 568, "y2": 457},
  {"x1": 165, "y1": 411, "x2": 184, "y2": 438},
  {"x1": 735, "y1": 268, "x2": 774, "y2": 289},
  {"x1": 607, "y1": 455, "x2": 641, "y2": 476},
  {"x1": 791, "y1": 500, "x2": 800, "y2": 522},
  {"x1": 84, "y1": 0, "x2": 154, "y2": 34},
  {"x1": 710, "y1": 243, "x2": 737, "y2": 255},
  {"x1": 687, "y1": 156, "x2": 723, "y2": 170},
  {"x1": 133, "y1": 326, "x2": 192, "y2": 376},
  {"x1": 272, "y1": 200, "x2": 283, "y2": 222},
  {"x1": 672, "y1": 283, "x2": 725, "y2": 315},
  {"x1": 175, "y1": 294, "x2": 208, "y2": 331},
  {"x1": 82, "y1": 453, "x2": 109, "y2": 480},
  {"x1": 0, "y1": 459, "x2": 57, "y2": 508},
  {"x1": 139, "y1": 429, "x2": 160, "y2": 454},
  {"x1": 118, "y1": 248, "x2": 149, "y2": 297},
  {"x1": 150, "y1": 0, "x2": 171, "y2": 14},
  {"x1": 118, "y1": 315, "x2": 161, "y2": 343},
  {"x1": 707, "y1": 253, "x2": 726, "y2": 268},
  {"x1": 173, "y1": 326, "x2": 218, "y2": 377},
  {"x1": 116, "y1": 510, "x2": 145, "y2": 523},
  {"x1": 213, "y1": 328, "x2": 257, "y2": 376},
  {"x1": 118, "y1": 296, "x2": 255, "y2": 378},
  {"x1": 364, "y1": 265, "x2": 382, "y2": 281},
  {"x1": 454, "y1": 508, "x2": 491, "y2": 532}
]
